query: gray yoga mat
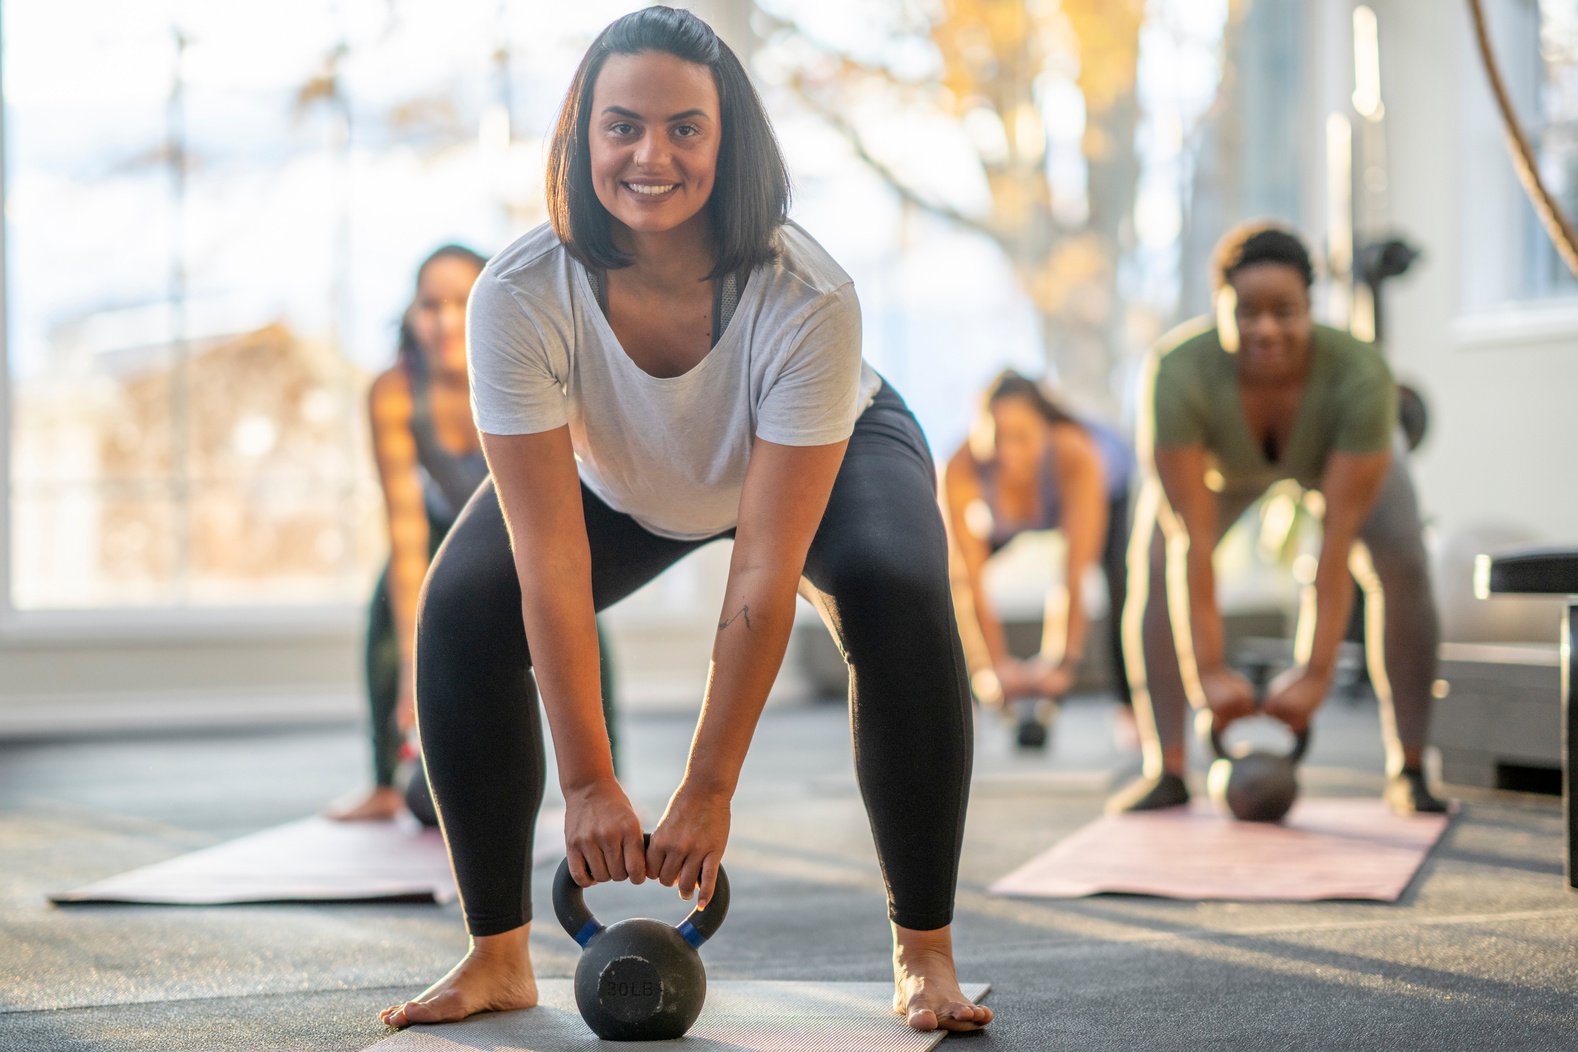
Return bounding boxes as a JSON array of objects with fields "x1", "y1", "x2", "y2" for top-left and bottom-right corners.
[
  {"x1": 51, "y1": 809, "x2": 565, "y2": 905},
  {"x1": 367, "y1": 980, "x2": 991, "y2": 1051}
]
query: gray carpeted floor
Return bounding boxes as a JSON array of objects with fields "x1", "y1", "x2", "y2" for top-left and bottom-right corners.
[{"x1": 3, "y1": 695, "x2": 1576, "y2": 1051}]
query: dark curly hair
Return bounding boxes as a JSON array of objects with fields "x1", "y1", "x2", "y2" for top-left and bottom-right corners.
[{"x1": 1211, "y1": 222, "x2": 1315, "y2": 292}]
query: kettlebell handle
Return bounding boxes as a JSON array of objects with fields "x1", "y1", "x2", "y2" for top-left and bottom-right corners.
[
  {"x1": 1208, "y1": 700, "x2": 1310, "y2": 764},
  {"x1": 553, "y1": 833, "x2": 731, "y2": 950}
]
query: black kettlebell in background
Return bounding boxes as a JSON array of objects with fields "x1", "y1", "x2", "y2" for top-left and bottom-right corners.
[
  {"x1": 553, "y1": 839, "x2": 730, "y2": 1041},
  {"x1": 1208, "y1": 715, "x2": 1311, "y2": 823}
]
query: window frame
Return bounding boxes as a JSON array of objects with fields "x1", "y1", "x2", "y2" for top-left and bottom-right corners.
[{"x1": 0, "y1": 26, "x2": 367, "y2": 642}]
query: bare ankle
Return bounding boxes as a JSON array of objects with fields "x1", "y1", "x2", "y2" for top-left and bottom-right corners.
[
  {"x1": 468, "y1": 923, "x2": 533, "y2": 960},
  {"x1": 891, "y1": 923, "x2": 955, "y2": 965}
]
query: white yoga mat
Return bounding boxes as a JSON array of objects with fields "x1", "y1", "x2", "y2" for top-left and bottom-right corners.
[
  {"x1": 990, "y1": 799, "x2": 1452, "y2": 902},
  {"x1": 51, "y1": 808, "x2": 565, "y2": 905},
  {"x1": 367, "y1": 980, "x2": 991, "y2": 1052}
]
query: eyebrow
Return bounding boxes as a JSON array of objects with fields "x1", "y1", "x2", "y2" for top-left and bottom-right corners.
[{"x1": 601, "y1": 105, "x2": 711, "y2": 122}]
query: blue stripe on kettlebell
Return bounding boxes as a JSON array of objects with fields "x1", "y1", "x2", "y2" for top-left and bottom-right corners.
[
  {"x1": 574, "y1": 918, "x2": 604, "y2": 947},
  {"x1": 676, "y1": 920, "x2": 704, "y2": 948}
]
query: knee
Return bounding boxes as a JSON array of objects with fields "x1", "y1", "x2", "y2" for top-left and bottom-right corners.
[
  {"x1": 415, "y1": 564, "x2": 468, "y2": 653},
  {"x1": 838, "y1": 541, "x2": 945, "y2": 612},
  {"x1": 817, "y1": 541, "x2": 950, "y2": 657},
  {"x1": 1133, "y1": 542, "x2": 1170, "y2": 630},
  {"x1": 416, "y1": 550, "x2": 521, "y2": 661}
]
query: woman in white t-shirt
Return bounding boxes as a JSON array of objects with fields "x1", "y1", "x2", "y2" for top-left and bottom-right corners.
[{"x1": 379, "y1": 7, "x2": 991, "y2": 1035}]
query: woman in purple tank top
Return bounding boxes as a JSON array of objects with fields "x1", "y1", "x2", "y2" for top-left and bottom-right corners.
[{"x1": 943, "y1": 370, "x2": 1135, "y2": 749}]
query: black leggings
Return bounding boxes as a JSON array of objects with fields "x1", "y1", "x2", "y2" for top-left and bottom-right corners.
[
  {"x1": 364, "y1": 515, "x2": 619, "y2": 787},
  {"x1": 1102, "y1": 491, "x2": 1134, "y2": 707},
  {"x1": 364, "y1": 517, "x2": 447, "y2": 789},
  {"x1": 414, "y1": 381, "x2": 974, "y2": 936}
]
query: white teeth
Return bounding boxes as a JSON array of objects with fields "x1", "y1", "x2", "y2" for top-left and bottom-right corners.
[{"x1": 627, "y1": 183, "x2": 676, "y2": 195}]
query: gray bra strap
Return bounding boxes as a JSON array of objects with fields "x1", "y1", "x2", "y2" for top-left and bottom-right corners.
[{"x1": 589, "y1": 268, "x2": 744, "y2": 348}]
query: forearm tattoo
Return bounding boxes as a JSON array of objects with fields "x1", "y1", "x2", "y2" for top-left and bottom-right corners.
[{"x1": 718, "y1": 605, "x2": 753, "y2": 632}]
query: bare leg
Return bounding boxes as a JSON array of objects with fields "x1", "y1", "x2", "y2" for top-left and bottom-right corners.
[
  {"x1": 380, "y1": 924, "x2": 538, "y2": 1028},
  {"x1": 891, "y1": 924, "x2": 994, "y2": 1032}
]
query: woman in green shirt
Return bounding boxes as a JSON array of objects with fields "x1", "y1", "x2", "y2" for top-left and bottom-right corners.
[{"x1": 1111, "y1": 223, "x2": 1444, "y2": 815}]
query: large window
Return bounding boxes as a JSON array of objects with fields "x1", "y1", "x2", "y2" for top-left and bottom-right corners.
[
  {"x1": 1530, "y1": 0, "x2": 1578, "y2": 298},
  {"x1": 3, "y1": 0, "x2": 1276, "y2": 615},
  {"x1": 3, "y1": 0, "x2": 629, "y2": 611}
]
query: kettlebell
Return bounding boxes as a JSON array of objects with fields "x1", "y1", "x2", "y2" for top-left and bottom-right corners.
[
  {"x1": 1207, "y1": 714, "x2": 1310, "y2": 823},
  {"x1": 553, "y1": 839, "x2": 730, "y2": 1041}
]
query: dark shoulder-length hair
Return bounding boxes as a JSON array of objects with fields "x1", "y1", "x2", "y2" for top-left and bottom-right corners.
[
  {"x1": 397, "y1": 243, "x2": 489, "y2": 373},
  {"x1": 545, "y1": 5, "x2": 790, "y2": 279},
  {"x1": 983, "y1": 369, "x2": 1081, "y2": 429}
]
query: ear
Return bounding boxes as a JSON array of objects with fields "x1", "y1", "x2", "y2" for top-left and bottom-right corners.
[{"x1": 1215, "y1": 286, "x2": 1240, "y2": 354}]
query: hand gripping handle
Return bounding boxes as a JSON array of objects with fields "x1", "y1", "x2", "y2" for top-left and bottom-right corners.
[
  {"x1": 1209, "y1": 698, "x2": 1311, "y2": 765},
  {"x1": 553, "y1": 834, "x2": 731, "y2": 949}
]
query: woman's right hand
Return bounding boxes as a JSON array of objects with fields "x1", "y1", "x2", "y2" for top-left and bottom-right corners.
[
  {"x1": 1200, "y1": 666, "x2": 1257, "y2": 732},
  {"x1": 563, "y1": 779, "x2": 647, "y2": 888},
  {"x1": 994, "y1": 660, "x2": 1035, "y2": 700}
]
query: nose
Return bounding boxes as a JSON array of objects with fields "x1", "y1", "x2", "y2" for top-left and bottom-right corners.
[
  {"x1": 634, "y1": 130, "x2": 670, "y2": 171},
  {"x1": 437, "y1": 303, "x2": 466, "y2": 339},
  {"x1": 1242, "y1": 310, "x2": 1280, "y2": 342}
]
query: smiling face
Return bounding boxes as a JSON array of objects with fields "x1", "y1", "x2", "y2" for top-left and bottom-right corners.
[
  {"x1": 410, "y1": 256, "x2": 482, "y2": 375},
  {"x1": 587, "y1": 50, "x2": 721, "y2": 243},
  {"x1": 1224, "y1": 262, "x2": 1313, "y2": 383}
]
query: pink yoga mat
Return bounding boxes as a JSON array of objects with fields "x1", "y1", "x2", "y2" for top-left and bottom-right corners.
[
  {"x1": 51, "y1": 808, "x2": 566, "y2": 905},
  {"x1": 989, "y1": 799, "x2": 1452, "y2": 902}
]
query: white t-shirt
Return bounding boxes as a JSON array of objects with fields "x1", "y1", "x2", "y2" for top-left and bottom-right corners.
[{"x1": 468, "y1": 221, "x2": 882, "y2": 540}]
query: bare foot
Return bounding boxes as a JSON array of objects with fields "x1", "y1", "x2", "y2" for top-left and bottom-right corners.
[
  {"x1": 380, "y1": 925, "x2": 538, "y2": 1029},
  {"x1": 891, "y1": 923, "x2": 993, "y2": 1033},
  {"x1": 325, "y1": 786, "x2": 404, "y2": 822}
]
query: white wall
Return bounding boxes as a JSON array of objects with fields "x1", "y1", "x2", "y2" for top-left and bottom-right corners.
[
  {"x1": 0, "y1": 543, "x2": 818, "y2": 735},
  {"x1": 0, "y1": 614, "x2": 363, "y2": 735},
  {"x1": 1366, "y1": 0, "x2": 1577, "y2": 549}
]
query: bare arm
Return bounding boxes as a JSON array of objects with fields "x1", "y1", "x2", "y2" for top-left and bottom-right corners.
[
  {"x1": 1264, "y1": 448, "x2": 1390, "y2": 731},
  {"x1": 941, "y1": 449, "x2": 1011, "y2": 678},
  {"x1": 1153, "y1": 445, "x2": 1223, "y2": 676},
  {"x1": 368, "y1": 371, "x2": 430, "y2": 722},
  {"x1": 481, "y1": 427, "x2": 643, "y2": 886},
  {"x1": 1308, "y1": 449, "x2": 1389, "y2": 676},
  {"x1": 650, "y1": 436, "x2": 848, "y2": 907},
  {"x1": 1043, "y1": 426, "x2": 1108, "y2": 672},
  {"x1": 1153, "y1": 444, "x2": 1256, "y2": 723}
]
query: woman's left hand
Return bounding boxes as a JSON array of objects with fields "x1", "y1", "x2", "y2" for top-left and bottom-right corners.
[
  {"x1": 1262, "y1": 665, "x2": 1330, "y2": 733},
  {"x1": 1025, "y1": 657, "x2": 1076, "y2": 700},
  {"x1": 647, "y1": 784, "x2": 732, "y2": 910}
]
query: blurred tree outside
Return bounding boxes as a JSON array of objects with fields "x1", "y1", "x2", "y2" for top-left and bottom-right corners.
[
  {"x1": 759, "y1": 0, "x2": 1146, "y2": 407},
  {"x1": 2, "y1": 0, "x2": 585, "y2": 610}
]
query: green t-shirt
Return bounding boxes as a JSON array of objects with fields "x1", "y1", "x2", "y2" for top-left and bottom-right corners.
[{"x1": 1149, "y1": 320, "x2": 1396, "y2": 495}]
